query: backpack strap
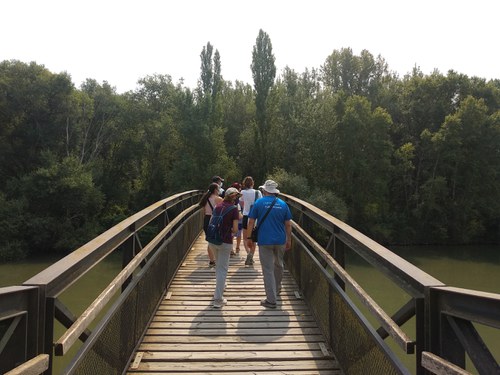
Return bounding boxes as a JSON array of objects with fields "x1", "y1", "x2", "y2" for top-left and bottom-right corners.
[
  {"x1": 207, "y1": 199, "x2": 214, "y2": 211},
  {"x1": 249, "y1": 189, "x2": 259, "y2": 213},
  {"x1": 215, "y1": 204, "x2": 237, "y2": 217},
  {"x1": 225, "y1": 204, "x2": 237, "y2": 216},
  {"x1": 256, "y1": 197, "x2": 278, "y2": 230}
]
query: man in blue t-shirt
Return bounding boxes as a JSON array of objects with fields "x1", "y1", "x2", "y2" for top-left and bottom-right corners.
[{"x1": 246, "y1": 180, "x2": 292, "y2": 309}]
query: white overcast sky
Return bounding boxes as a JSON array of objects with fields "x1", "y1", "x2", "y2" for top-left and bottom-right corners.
[{"x1": 2, "y1": 0, "x2": 498, "y2": 93}]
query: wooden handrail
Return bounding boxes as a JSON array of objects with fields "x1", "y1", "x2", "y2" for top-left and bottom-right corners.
[
  {"x1": 281, "y1": 193, "x2": 445, "y2": 295},
  {"x1": 293, "y1": 223, "x2": 416, "y2": 353},
  {"x1": 53, "y1": 203, "x2": 200, "y2": 355},
  {"x1": 4, "y1": 354, "x2": 49, "y2": 375},
  {"x1": 421, "y1": 352, "x2": 472, "y2": 375},
  {"x1": 23, "y1": 190, "x2": 201, "y2": 297}
]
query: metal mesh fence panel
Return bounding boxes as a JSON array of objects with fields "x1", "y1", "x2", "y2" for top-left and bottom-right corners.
[
  {"x1": 288, "y1": 240, "x2": 408, "y2": 375},
  {"x1": 300, "y1": 246, "x2": 331, "y2": 342},
  {"x1": 68, "y1": 286, "x2": 139, "y2": 375},
  {"x1": 329, "y1": 282, "x2": 405, "y2": 374},
  {"x1": 65, "y1": 210, "x2": 203, "y2": 375}
]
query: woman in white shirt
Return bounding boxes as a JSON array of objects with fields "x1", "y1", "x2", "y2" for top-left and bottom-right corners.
[{"x1": 239, "y1": 176, "x2": 262, "y2": 265}]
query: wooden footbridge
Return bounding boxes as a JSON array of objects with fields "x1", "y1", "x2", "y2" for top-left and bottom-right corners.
[
  {"x1": 1, "y1": 191, "x2": 500, "y2": 375},
  {"x1": 129, "y1": 237, "x2": 340, "y2": 374}
]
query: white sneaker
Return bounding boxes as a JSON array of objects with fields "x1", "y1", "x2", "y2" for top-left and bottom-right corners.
[{"x1": 213, "y1": 298, "x2": 227, "y2": 308}]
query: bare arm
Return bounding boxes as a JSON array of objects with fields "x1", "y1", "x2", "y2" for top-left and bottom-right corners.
[
  {"x1": 247, "y1": 218, "x2": 256, "y2": 236},
  {"x1": 246, "y1": 218, "x2": 256, "y2": 246}
]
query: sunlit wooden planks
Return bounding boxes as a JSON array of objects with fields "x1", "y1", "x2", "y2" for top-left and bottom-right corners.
[{"x1": 127, "y1": 235, "x2": 342, "y2": 375}]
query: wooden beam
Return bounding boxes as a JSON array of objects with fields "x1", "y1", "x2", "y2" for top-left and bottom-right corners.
[
  {"x1": 4, "y1": 354, "x2": 49, "y2": 375},
  {"x1": 54, "y1": 204, "x2": 199, "y2": 355},
  {"x1": 421, "y1": 352, "x2": 472, "y2": 375}
]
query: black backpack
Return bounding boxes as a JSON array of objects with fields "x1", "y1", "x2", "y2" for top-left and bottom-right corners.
[{"x1": 205, "y1": 205, "x2": 236, "y2": 245}]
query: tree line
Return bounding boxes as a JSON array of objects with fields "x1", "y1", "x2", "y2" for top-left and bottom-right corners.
[{"x1": 1, "y1": 30, "x2": 499, "y2": 260}]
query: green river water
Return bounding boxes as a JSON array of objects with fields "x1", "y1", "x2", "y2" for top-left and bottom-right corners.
[
  {"x1": 1, "y1": 245, "x2": 499, "y2": 373},
  {"x1": 345, "y1": 245, "x2": 500, "y2": 374}
]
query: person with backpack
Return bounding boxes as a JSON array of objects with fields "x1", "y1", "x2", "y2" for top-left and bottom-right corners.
[
  {"x1": 246, "y1": 180, "x2": 292, "y2": 309},
  {"x1": 206, "y1": 187, "x2": 241, "y2": 308},
  {"x1": 199, "y1": 183, "x2": 223, "y2": 267},
  {"x1": 239, "y1": 176, "x2": 262, "y2": 265}
]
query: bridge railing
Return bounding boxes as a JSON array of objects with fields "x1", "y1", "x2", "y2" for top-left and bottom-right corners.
[
  {"x1": 424, "y1": 287, "x2": 500, "y2": 374},
  {"x1": 280, "y1": 193, "x2": 500, "y2": 375},
  {"x1": 0, "y1": 190, "x2": 203, "y2": 374},
  {"x1": 2, "y1": 191, "x2": 499, "y2": 374},
  {"x1": 0, "y1": 286, "x2": 41, "y2": 374}
]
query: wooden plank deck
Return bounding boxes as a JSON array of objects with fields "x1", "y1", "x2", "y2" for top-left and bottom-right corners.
[{"x1": 127, "y1": 235, "x2": 342, "y2": 374}]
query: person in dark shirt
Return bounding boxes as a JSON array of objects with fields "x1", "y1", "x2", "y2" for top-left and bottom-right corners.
[{"x1": 210, "y1": 187, "x2": 241, "y2": 308}]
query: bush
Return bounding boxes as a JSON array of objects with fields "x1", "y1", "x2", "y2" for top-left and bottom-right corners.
[
  {"x1": 0, "y1": 241, "x2": 29, "y2": 261},
  {"x1": 267, "y1": 168, "x2": 310, "y2": 199},
  {"x1": 307, "y1": 188, "x2": 348, "y2": 222}
]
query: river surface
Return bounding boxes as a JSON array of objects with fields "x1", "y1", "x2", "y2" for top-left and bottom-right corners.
[
  {"x1": 344, "y1": 244, "x2": 500, "y2": 374},
  {"x1": 0, "y1": 252, "x2": 123, "y2": 373},
  {"x1": 1, "y1": 245, "x2": 499, "y2": 373}
]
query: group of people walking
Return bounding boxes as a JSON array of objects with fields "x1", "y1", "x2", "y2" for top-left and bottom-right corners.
[{"x1": 199, "y1": 176, "x2": 292, "y2": 309}]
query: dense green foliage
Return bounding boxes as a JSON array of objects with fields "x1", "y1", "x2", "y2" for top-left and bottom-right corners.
[{"x1": 1, "y1": 33, "x2": 499, "y2": 260}]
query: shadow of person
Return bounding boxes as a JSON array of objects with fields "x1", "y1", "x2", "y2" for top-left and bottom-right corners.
[
  {"x1": 227, "y1": 264, "x2": 260, "y2": 285},
  {"x1": 236, "y1": 309, "x2": 291, "y2": 343},
  {"x1": 188, "y1": 304, "x2": 228, "y2": 339},
  {"x1": 181, "y1": 254, "x2": 217, "y2": 285}
]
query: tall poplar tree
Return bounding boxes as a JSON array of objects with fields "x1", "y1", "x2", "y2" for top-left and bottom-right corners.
[
  {"x1": 200, "y1": 42, "x2": 214, "y2": 97},
  {"x1": 199, "y1": 42, "x2": 224, "y2": 130},
  {"x1": 212, "y1": 50, "x2": 222, "y2": 102},
  {"x1": 211, "y1": 50, "x2": 223, "y2": 128},
  {"x1": 251, "y1": 29, "x2": 276, "y2": 178},
  {"x1": 199, "y1": 42, "x2": 214, "y2": 133}
]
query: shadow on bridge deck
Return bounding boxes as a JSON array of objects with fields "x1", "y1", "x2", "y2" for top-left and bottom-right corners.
[{"x1": 127, "y1": 235, "x2": 342, "y2": 374}]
